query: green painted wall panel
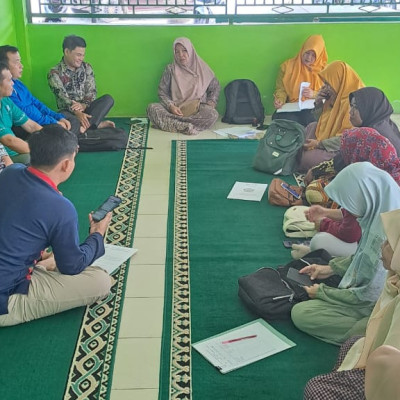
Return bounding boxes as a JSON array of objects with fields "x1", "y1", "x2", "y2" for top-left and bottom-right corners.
[
  {"x1": 11, "y1": 20, "x2": 400, "y2": 116},
  {"x1": 0, "y1": 0, "x2": 17, "y2": 46}
]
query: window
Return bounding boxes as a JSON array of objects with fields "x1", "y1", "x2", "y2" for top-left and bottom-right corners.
[{"x1": 27, "y1": 0, "x2": 400, "y2": 25}]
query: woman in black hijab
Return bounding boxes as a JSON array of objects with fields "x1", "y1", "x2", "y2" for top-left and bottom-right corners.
[{"x1": 349, "y1": 87, "x2": 400, "y2": 153}]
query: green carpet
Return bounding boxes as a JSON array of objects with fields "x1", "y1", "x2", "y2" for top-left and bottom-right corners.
[
  {"x1": 0, "y1": 118, "x2": 148, "y2": 400},
  {"x1": 160, "y1": 139, "x2": 338, "y2": 400}
]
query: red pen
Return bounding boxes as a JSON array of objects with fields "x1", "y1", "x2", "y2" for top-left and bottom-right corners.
[{"x1": 222, "y1": 334, "x2": 257, "y2": 344}]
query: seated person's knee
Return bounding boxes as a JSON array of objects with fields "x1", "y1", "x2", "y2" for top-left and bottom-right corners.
[{"x1": 89, "y1": 266, "x2": 112, "y2": 298}]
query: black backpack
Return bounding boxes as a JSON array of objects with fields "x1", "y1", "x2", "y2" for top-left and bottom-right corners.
[
  {"x1": 222, "y1": 79, "x2": 265, "y2": 125},
  {"x1": 77, "y1": 127, "x2": 128, "y2": 152}
]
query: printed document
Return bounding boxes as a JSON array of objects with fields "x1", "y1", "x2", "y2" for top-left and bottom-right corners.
[
  {"x1": 276, "y1": 82, "x2": 315, "y2": 113},
  {"x1": 192, "y1": 319, "x2": 295, "y2": 374},
  {"x1": 227, "y1": 181, "x2": 268, "y2": 202},
  {"x1": 93, "y1": 244, "x2": 138, "y2": 275}
]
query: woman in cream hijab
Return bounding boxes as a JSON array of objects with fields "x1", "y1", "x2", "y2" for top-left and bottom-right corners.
[
  {"x1": 147, "y1": 37, "x2": 220, "y2": 135},
  {"x1": 297, "y1": 61, "x2": 364, "y2": 171},
  {"x1": 291, "y1": 162, "x2": 400, "y2": 346},
  {"x1": 304, "y1": 208, "x2": 400, "y2": 400},
  {"x1": 272, "y1": 35, "x2": 328, "y2": 127}
]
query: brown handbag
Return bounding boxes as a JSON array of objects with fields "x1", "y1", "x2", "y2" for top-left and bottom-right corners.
[
  {"x1": 268, "y1": 178, "x2": 304, "y2": 207},
  {"x1": 179, "y1": 99, "x2": 200, "y2": 117}
]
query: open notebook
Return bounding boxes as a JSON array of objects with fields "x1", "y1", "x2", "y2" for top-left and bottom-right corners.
[{"x1": 277, "y1": 82, "x2": 315, "y2": 113}]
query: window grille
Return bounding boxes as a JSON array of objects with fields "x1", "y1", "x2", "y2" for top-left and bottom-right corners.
[{"x1": 26, "y1": 0, "x2": 400, "y2": 24}]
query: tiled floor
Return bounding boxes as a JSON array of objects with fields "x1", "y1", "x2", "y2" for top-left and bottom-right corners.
[
  {"x1": 109, "y1": 115, "x2": 400, "y2": 400},
  {"x1": 109, "y1": 122, "x2": 224, "y2": 400}
]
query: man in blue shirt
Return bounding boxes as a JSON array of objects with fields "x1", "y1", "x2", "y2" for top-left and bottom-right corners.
[
  {"x1": 0, "y1": 45, "x2": 80, "y2": 137},
  {"x1": 0, "y1": 62, "x2": 42, "y2": 164},
  {"x1": 0, "y1": 124, "x2": 112, "y2": 326}
]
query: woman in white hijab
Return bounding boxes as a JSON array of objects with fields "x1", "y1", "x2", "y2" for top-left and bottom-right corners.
[
  {"x1": 147, "y1": 37, "x2": 220, "y2": 135},
  {"x1": 303, "y1": 208, "x2": 400, "y2": 400},
  {"x1": 291, "y1": 162, "x2": 400, "y2": 346}
]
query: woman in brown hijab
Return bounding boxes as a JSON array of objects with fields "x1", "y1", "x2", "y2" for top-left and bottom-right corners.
[{"x1": 147, "y1": 37, "x2": 220, "y2": 135}]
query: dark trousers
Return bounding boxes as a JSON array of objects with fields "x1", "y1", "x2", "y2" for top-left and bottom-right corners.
[
  {"x1": 59, "y1": 111, "x2": 81, "y2": 136},
  {"x1": 12, "y1": 112, "x2": 81, "y2": 138},
  {"x1": 60, "y1": 94, "x2": 114, "y2": 133},
  {"x1": 85, "y1": 94, "x2": 114, "y2": 129}
]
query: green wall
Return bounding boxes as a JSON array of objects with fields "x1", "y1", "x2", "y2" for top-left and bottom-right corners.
[
  {"x1": 3, "y1": 4, "x2": 400, "y2": 116},
  {"x1": 1, "y1": 0, "x2": 17, "y2": 46}
]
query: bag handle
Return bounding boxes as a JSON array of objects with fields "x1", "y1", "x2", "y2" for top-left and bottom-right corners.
[
  {"x1": 283, "y1": 220, "x2": 316, "y2": 238},
  {"x1": 272, "y1": 130, "x2": 300, "y2": 148}
]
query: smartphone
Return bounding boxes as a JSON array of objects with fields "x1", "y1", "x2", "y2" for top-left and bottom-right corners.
[
  {"x1": 92, "y1": 195, "x2": 122, "y2": 222},
  {"x1": 286, "y1": 267, "x2": 313, "y2": 287},
  {"x1": 283, "y1": 240, "x2": 311, "y2": 248},
  {"x1": 280, "y1": 182, "x2": 301, "y2": 199}
]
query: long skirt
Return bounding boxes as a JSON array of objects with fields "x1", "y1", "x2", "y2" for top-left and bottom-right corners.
[
  {"x1": 147, "y1": 103, "x2": 219, "y2": 134},
  {"x1": 304, "y1": 336, "x2": 365, "y2": 400}
]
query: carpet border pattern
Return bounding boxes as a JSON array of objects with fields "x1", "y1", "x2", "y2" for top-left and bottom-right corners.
[
  {"x1": 169, "y1": 140, "x2": 192, "y2": 400},
  {"x1": 63, "y1": 119, "x2": 148, "y2": 400}
]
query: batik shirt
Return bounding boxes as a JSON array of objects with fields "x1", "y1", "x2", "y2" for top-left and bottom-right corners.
[{"x1": 47, "y1": 58, "x2": 97, "y2": 111}]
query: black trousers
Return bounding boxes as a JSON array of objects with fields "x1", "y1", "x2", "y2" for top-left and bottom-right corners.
[
  {"x1": 12, "y1": 111, "x2": 81, "y2": 138},
  {"x1": 85, "y1": 94, "x2": 114, "y2": 129}
]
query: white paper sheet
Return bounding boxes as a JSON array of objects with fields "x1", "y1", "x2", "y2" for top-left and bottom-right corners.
[
  {"x1": 276, "y1": 81, "x2": 315, "y2": 113},
  {"x1": 92, "y1": 244, "x2": 138, "y2": 275},
  {"x1": 227, "y1": 181, "x2": 268, "y2": 202},
  {"x1": 192, "y1": 319, "x2": 295, "y2": 374}
]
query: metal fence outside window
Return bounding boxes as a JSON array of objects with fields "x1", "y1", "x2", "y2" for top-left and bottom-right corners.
[{"x1": 26, "y1": 0, "x2": 400, "y2": 24}]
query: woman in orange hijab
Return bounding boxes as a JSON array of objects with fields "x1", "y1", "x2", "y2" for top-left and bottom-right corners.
[
  {"x1": 297, "y1": 61, "x2": 365, "y2": 171},
  {"x1": 273, "y1": 35, "x2": 328, "y2": 127}
]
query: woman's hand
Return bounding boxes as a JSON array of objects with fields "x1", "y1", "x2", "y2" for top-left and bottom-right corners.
[
  {"x1": 303, "y1": 138, "x2": 320, "y2": 151},
  {"x1": 304, "y1": 284, "x2": 320, "y2": 299},
  {"x1": 274, "y1": 98, "x2": 284, "y2": 109},
  {"x1": 305, "y1": 205, "x2": 327, "y2": 223},
  {"x1": 206, "y1": 100, "x2": 216, "y2": 108},
  {"x1": 298, "y1": 263, "x2": 333, "y2": 280},
  {"x1": 170, "y1": 104, "x2": 183, "y2": 117},
  {"x1": 302, "y1": 87, "x2": 314, "y2": 99}
]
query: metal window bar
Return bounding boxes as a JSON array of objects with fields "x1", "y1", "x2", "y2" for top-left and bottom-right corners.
[{"x1": 26, "y1": 0, "x2": 400, "y2": 23}]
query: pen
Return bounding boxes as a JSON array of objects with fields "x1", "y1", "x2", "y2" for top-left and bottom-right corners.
[{"x1": 222, "y1": 334, "x2": 257, "y2": 344}]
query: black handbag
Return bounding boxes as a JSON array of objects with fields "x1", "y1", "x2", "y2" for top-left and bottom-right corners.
[
  {"x1": 77, "y1": 127, "x2": 128, "y2": 152},
  {"x1": 238, "y1": 249, "x2": 341, "y2": 321}
]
